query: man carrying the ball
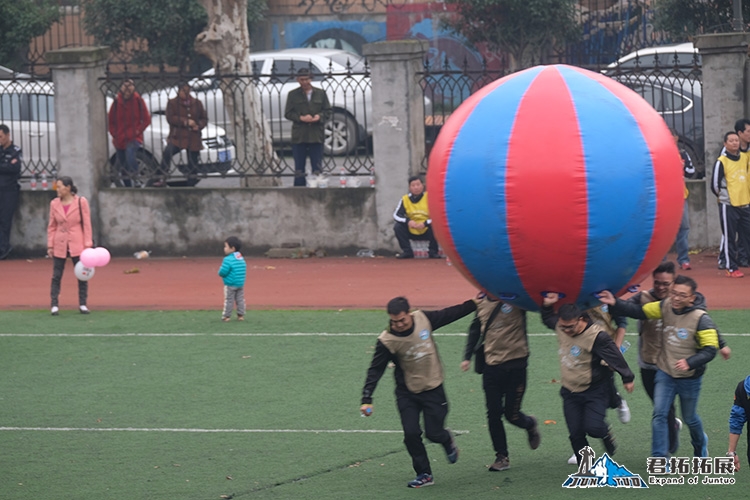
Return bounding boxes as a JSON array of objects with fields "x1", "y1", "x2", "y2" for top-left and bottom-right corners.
[{"x1": 360, "y1": 296, "x2": 478, "y2": 488}]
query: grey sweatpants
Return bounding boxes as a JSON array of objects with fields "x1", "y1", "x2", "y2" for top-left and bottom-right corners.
[{"x1": 223, "y1": 285, "x2": 245, "y2": 318}]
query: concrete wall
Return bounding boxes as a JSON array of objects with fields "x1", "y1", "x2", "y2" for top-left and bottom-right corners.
[{"x1": 13, "y1": 188, "x2": 378, "y2": 256}]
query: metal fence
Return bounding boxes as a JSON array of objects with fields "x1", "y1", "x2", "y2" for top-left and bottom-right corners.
[{"x1": 419, "y1": 54, "x2": 705, "y2": 175}]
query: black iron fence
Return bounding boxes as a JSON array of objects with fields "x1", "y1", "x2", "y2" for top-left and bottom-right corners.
[
  {"x1": 419, "y1": 55, "x2": 705, "y2": 175},
  {"x1": 98, "y1": 60, "x2": 374, "y2": 187}
]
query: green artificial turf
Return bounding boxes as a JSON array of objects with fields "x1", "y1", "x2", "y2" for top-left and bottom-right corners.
[{"x1": 0, "y1": 309, "x2": 748, "y2": 499}]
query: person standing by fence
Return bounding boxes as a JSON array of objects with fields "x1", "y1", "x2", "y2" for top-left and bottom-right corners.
[
  {"x1": 0, "y1": 124, "x2": 22, "y2": 260},
  {"x1": 108, "y1": 79, "x2": 151, "y2": 187}
]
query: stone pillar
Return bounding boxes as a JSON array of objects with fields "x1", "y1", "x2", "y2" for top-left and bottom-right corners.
[
  {"x1": 695, "y1": 33, "x2": 750, "y2": 247},
  {"x1": 363, "y1": 40, "x2": 428, "y2": 251},
  {"x1": 46, "y1": 46, "x2": 110, "y2": 242}
]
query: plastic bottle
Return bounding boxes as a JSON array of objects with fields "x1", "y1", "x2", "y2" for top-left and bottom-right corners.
[
  {"x1": 339, "y1": 167, "x2": 346, "y2": 188},
  {"x1": 620, "y1": 340, "x2": 631, "y2": 354},
  {"x1": 41, "y1": 173, "x2": 48, "y2": 190},
  {"x1": 369, "y1": 168, "x2": 375, "y2": 187},
  {"x1": 30, "y1": 172, "x2": 38, "y2": 190}
]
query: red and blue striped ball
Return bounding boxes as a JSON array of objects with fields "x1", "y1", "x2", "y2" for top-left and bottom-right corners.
[{"x1": 427, "y1": 65, "x2": 684, "y2": 312}]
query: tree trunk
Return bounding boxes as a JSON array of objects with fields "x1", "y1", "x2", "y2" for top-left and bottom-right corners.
[{"x1": 194, "y1": 0, "x2": 280, "y2": 186}]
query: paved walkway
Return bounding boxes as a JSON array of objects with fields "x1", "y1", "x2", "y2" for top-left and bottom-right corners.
[{"x1": 0, "y1": 251, "x2": 746, "y2": 311}]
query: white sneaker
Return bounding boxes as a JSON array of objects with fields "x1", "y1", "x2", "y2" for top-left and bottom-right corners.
[
  {"x1": 675, "y1": 417, "x2": 683, "y2": 430},
  {"x1": 79, "y1": 305, "x2": 90, "y2": 314},
  {"x1": 50, "y1": 306, "x2": 59, "y2": 316},
  {"x1": 618, "y1": 399, "x2": 631, "y2": 424},
  {"x1": 567, "y1": 454, "x2": 577, "y2": 465}
]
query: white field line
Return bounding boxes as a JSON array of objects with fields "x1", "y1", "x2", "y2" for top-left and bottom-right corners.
[
  {"x1": 1, "y1": 332, "x2": 750, "y2": 337},
  {"x1": 0, "y1": 427, "x2": 469, "y2": 435}
]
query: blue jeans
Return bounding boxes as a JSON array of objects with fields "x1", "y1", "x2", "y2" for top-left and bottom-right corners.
[
  {"x1": 653, "y1": 369, "x2": 706, "y2": 457},
  {"x1": 675, "y1": 199, "x2": 690, "y2": 265},
  {"x1": 115, "y1": 140, "x2": 142, "y2": 187}
]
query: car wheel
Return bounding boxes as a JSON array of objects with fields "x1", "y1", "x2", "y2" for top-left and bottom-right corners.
[
  {"x1": 108, "y1": 149, "x2": 160, "y2": 188},
  {"x1": 325, "y1": 111, "x2": 357, "y2": 156}
]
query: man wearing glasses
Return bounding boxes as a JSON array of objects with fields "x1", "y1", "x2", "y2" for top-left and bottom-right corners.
[
  {"x1": 541, "y1": 293, "x2": 634, "y2": 466},
  {"x1": 360, "y1": 295, "x2": 477, "y2": 488},
  {"x1": 599, "y1": 275, "x2": 720, "y2": 459}
]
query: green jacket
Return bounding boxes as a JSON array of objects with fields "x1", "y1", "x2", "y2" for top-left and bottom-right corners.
[{"x1": 284, "y1": 86, "x2": 331, "y2": 144}]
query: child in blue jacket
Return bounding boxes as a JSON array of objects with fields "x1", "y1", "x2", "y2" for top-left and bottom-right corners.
[{"x1": 218, "y1": 236, "x2": 247, "y2": 321}]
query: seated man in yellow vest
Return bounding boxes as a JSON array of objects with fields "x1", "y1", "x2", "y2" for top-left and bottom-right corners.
[{"x1": 393, "y1": 176, "x2": 441, "y2": 259}]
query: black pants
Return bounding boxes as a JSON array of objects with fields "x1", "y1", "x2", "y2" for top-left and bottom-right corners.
[
  {"x1": 641, "y1": 367, "x2": 679, "y2": 452},
  {"x1": 292, "y1": 142, "x2": 323, "y2": 186},
  {"x1": 561, "y1": 382, "x2": 610, "y2": 458},
  {"x1": 160, "y1": 144, "x2": 200, "y2": 179},
  {"x1": 718, "y1": 203, "x2": 750, "y2": 271},
  {"x1": 393, "y1": 222, "x2": 439, "y2": 256},
  {"x1": 0, "y1": 187, "x2": 19, "y2": 255},
  {"x1": 482, "y1": 362, "x2": 533, "y2": 458},
  {"x1": 396, "y1": 385, "x2": 452, "y2": 475},
  {"x1": 607, "y1": 371, "x2": 622, "y2": 409},
  {"x1": 51, "y1": 255, "x2": 88, "y2": 307}
]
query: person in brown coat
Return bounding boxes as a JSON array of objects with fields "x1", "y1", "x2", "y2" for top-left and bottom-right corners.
[{"x1": 155, "y1": 83, "x2": 207, "y2": 187}]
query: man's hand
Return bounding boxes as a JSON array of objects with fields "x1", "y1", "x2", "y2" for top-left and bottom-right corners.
[
  {"x1": 407, "y1": 220, "x2": 425, "y2": 230},
  {"x1": 542, "y1": 292, "x2": 559, "y2": 307},
  {"x1": 675, "y1": 358, "x2": 690, "y2": 371},
  {"x1": 623, "y1": 381, "x2": 635, "y2": 393},
  {"x1": 720, "y1": 346, "x2": 731, "y2": 360},
  {"x1": 300, "y1": 114, "x2": 313, "y2": 123},
  {"x1": 460, "y1": 360, "x2": 470, "y2": 372},
  {"x1": 597, "y1": 290, "x2": 616, "y2": 305},
  {"x1": 734, "y1": 453, "x2": 741, "y2": 471},
  {"x1": 360, "y1": 404, "x2": 373, "y2": 417}
]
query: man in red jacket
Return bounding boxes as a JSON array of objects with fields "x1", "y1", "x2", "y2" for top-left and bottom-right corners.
[{"x1": 108, "y1": 79, "x2": 151, "y2": 187}]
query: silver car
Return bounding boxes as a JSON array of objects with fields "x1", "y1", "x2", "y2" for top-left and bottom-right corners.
[{"x1": 147, "y1": 48, "x2": 372, "y2": 156}]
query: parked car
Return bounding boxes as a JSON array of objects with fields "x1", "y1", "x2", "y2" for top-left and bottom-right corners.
[
  {"x1": 0, "y1": 80, "x2": 235, "y2": 187},
  {"x1": 145, "y1": 48, "x2": 371, "y2": 156},
  {"x1": 615, "y1": 74, "x2": 704, "y2": 171},
  {"x1": 605, "y1": 43, "x2": 699, "y2": 73}
]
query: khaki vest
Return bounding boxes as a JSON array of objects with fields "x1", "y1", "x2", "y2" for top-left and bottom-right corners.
[
  {"x1": 556, "y1": 323, "x2": 605, "y2": 393},
  {"x1": 378, "y1": 310, "x2": 443, "y2": 393},
  {"x1": 657, "y1": 301, "x2": 706, "y2": 378},
  {"x1": 477, "y1": 298, "x2": 528, "y2": 366},
  {"x1": 638, "y1": 291, "x2": 663, "y2": 366},
  {"x1": 587, "y1": 305, "x2": 617, "y2": 340},
  {"x1": 402, "y1": 193, "x2": 430, "y2": 235},
  {"x1": 719, "y1": 154, "x2": 750, "y2": 206}
]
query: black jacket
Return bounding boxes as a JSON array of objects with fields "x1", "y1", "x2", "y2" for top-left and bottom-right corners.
[{"x1": 0, "y1": 142, "x2": 22, "y2": 191}]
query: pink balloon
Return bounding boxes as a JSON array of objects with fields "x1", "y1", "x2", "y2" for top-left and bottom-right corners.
[
  {"x1": 80, "y1": 247, "x2": 98, "y2": 267},
  {"x1": 94, "y1": 247, "x2": 111, "y2": 267}
]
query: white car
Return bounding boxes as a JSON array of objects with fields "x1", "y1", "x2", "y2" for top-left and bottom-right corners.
[
  {"x1": 146, "y1": 48, "x2": 372, "y2": 156},
  {"x1": 604, "y1": 43, "x2": 699, "y2": 73},
  {"x1": 0, "y1": 80, "x2": 235, "y2": 187}
]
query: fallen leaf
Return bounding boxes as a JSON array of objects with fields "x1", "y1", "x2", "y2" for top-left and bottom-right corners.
[
  {"x1": 124, "y1": 267, "x2": 140, "y2": 274},
  {"x1": 241, "y1": 355, "x2": 251, "y2": 359},
  {"x1": 544, "y1": 420, "x2": 557, "y2": 425},
  {"x1": 264, "y1": 266, "x2": 275, "y2": 270},
  {"x1": 226, "y1": 476, "x2": 233, "y2": 480},
  {"x1": 220, "y1": 495, "x2": 233, "y2": 499}
]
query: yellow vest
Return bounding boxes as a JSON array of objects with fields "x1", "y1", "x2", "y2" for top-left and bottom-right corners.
[
  {"x1": 719, "y1": 153, "x2": 750, "y2": 206},
  {"x1": 402, "y1": 193, "x2": 430, "y2": 235}
]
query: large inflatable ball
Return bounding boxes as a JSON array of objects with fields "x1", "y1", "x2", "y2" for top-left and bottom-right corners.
[{"x1": 427, "y1": 64, "x2": 684, "y2": 312}]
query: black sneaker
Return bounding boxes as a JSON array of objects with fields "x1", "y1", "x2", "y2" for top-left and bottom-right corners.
[
  {"x1": 396, "y1": 252, "x2": 414, "y2": 259},
  {"x1": 445, "y1": 428, "x2": 459, "y2": 463},
  {"x1": 489, "y1": 455, "x2": 510, "y2": 471},
  {"x1": 527, "y1": 416, "x2": 541, "y2": 450},
  {"x1": 407, "y1": 473, "x2": 434, "y2": 488},
  {"x1": 603, "y1": 432, "x2": 617, "y2": 456}
]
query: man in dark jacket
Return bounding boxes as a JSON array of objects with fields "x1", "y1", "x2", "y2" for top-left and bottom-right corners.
[
  {"x1": 284, "y1": 68, "x2": 331, "y2": 187},
  {"x1": 157, "y1": 83, "x2": 207, "y2": 187},
  {"x1": 360, "y1": 296, "x2": 477, "y2": 488},
  {"x1": 108, "y1": 79, "x2": 151, "y2": 187},
  {"x1": 541, "y1": 293, "x2": 634, "y2": 466},
  {"x1": 728, "y1": 374, "x2": 750, "y2": 471},
  {"x1": 461, "y1": 293, "x2": 540, "y2": 472},
  {"x1": 599, "y1": 274, "x2": 719, "y2": 458},
  {"x1": 0, "y1": 124, "x2": 22, "y2": 260}
]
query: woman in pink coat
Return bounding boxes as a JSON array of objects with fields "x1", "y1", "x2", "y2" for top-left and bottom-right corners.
[{"x1": 47, "y1": 177, "x2": 93, "y2": 315}]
